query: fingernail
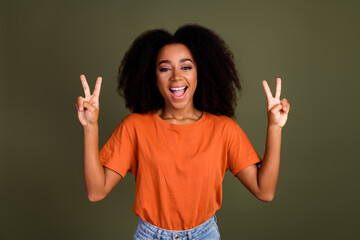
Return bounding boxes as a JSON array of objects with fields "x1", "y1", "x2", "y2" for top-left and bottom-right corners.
[{"x1": 79, "y1": 107, "x2": 83, "y2": 111}]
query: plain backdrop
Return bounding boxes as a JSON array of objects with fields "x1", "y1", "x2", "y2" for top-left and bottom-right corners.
[{"x1": 2, "y1": 0, "x2": 359, "y2": 239}]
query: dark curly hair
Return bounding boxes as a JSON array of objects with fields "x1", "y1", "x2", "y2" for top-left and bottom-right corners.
[{"x1": 117, "y1": 24, "x2": 241, "y2": 117}]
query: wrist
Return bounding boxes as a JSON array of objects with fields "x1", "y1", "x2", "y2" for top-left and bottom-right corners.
[
  {"x1": 83, "y1": 122, "x2": 99, "y2": 132},
  {"x1": 267, "y1": 124, "x2": 282, "y2": 133}
]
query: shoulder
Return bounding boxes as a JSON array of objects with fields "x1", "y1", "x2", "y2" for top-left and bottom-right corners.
[
  {"x1": 123, "y1": 112, "x2": 153, "y2": 122},
  {"x1": 204, "y1": 113, "x2": 247, "y2": 140},
  {"x1": 205, "y1": 112, "x2": 240, "y2": 129},
  {"x1": 120, "y1": 112, "x2": 155, "y2": 128},
  {"x1": 111, "y1": 113, "x2": 155, "y2": 139}
]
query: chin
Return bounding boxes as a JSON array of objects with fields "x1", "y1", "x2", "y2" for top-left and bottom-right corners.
[
  {"x1": 170, "y1": 102, "x2": 191, "y2": 110},
  {"x1": 165, "y1": 97, "x2": 192, "y2": 110}
]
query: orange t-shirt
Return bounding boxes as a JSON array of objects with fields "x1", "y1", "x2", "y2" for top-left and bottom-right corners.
[{"x1": 100, "y1": 112, "x2": 261, "y2": 230}]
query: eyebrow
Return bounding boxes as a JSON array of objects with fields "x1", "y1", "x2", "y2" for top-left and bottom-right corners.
[{"x1": 158, "y1": 58, "x2": 193, "y2": 65}]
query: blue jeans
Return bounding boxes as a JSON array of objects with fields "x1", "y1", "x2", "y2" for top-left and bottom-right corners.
[{"x1": 133, "y1": 215, "x2": 220, "y2": 240}]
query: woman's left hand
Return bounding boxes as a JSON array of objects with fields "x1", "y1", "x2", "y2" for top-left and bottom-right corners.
[{"x1": 262, "y1": 78, "x2": 290, "y2": 128}]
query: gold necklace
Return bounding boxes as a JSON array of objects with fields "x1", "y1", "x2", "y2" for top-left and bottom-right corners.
[{"x1": 159, "y1": 110, "x2": 203, "y2": 121}]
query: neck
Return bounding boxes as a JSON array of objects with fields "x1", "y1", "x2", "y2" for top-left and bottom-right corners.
[{"x1": 157, "y1": 106, "x2": 202, "y2": 124}]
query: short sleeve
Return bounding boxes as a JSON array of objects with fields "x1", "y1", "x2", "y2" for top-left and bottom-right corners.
[
  {"x1": 227, "y1": 120, "x2": 261, "y2": 176},
  {"x1": 99, "y1": 118, "x2": 137, "y2": 178}
]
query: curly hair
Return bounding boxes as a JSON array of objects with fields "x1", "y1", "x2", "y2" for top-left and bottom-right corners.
[{"x1": 117, "y1": 24, "x2": 241, "y2": 117}]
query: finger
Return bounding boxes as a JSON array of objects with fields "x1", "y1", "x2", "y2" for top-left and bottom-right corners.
[
  {"x1": 80, "y1": 74, "x2": 91, "y2": 98},
  {"x1": 77, "y1": 111, "x2": 87, "y2": 126},
  {"x1": 270, "y1": 103, "x2": 283, "y2": 113},
  {"x1": 83, "y1": 101, "x2": 96, "y2": 111},
  {"x1": 76, "y1": 96, "x2": 86, "y2": 111},
  {"x1": 262, "y1": 80, "x2": 273, "y2": 101},
  {"x1": 281, "y1": 98, "x2": 290, "y2": 113},
  {"x1": 92, "y1": 76, "x2": 102, "y2": 98},
  {"x1": 275, "y1": 78, "x2": 281, "y2": 100}
]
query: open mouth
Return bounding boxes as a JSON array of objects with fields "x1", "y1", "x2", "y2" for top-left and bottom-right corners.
[{"x1": 169, "y1": 86, "x2": 188, "y2": 99}]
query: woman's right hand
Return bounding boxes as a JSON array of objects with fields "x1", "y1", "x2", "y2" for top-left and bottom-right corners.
[{"x1": 75, "y1": 74, "x2": 102, "y2": 126}]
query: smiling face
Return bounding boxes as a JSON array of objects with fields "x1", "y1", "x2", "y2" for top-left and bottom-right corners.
[{"x1": 156, "y1": 43, "x2": 197, "y2": 112}]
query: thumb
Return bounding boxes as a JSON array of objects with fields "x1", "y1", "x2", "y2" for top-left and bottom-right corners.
[
  {"x1": 270, "y1": 103, "x2": 283, "y2": 113},
  {"x1": 280, "y1": 98, "x2": 290, "y2": 113},
  {"x1": 83, "y1": 101, "x2": 96, "y2": 111}
]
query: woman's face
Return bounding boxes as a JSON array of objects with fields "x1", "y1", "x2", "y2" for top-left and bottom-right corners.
[{"x1": 156, "y1": 43, "x2": 197, "y2": 111}]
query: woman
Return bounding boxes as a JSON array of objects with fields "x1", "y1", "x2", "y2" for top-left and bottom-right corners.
[{"x1": 75, "y1": 24, "x2": 290, "y2": 240}]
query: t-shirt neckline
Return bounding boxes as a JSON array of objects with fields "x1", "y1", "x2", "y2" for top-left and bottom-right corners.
[{"x1": 153, "y1": 111, "x2": 207, "y2": 129}]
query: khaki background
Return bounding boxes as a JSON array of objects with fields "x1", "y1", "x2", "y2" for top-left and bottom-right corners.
[{"x1": 2, "y1": 0, "x2": 359, "y2": 239}]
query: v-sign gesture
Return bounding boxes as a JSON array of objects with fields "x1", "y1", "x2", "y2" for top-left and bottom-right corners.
[
  {"x1": 262, "y1": 78, "x2": 290, "y2": 128},
  {"x1": 76, "y1": 74, "x2": 103, "y2": 126}
]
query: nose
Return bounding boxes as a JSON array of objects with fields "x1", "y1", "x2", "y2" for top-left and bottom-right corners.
[{"x1": 171, "y1": 68, "x2": 182, "y2": 81}]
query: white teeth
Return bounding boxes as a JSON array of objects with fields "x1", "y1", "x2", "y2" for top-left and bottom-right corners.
[{"x1": 170, "y1": 86, "x2": 186, "y2": 91}]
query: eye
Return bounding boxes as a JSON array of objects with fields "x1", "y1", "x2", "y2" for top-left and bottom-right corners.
[
  {"x1": 159, "y1": 67, "x2": 170, "y2": 72},
  {"x1": 182, "y1": 66, "x2": 192, "y2": 70}
]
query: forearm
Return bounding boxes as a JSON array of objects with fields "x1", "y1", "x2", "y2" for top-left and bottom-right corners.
[
  {"x1": 83, "y1": 123, "x2": 106, "y2": 201},
  {"x1": 257, "y1": 124, "x2": 282, "y2": 200},
  {"x1": 236, "y1": 78, "x2": 289, "y2": 201}
]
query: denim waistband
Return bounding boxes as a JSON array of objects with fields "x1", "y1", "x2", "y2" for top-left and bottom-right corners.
[{"x1": 137, "y1": 214, "x2": 217, "y2": 239}]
